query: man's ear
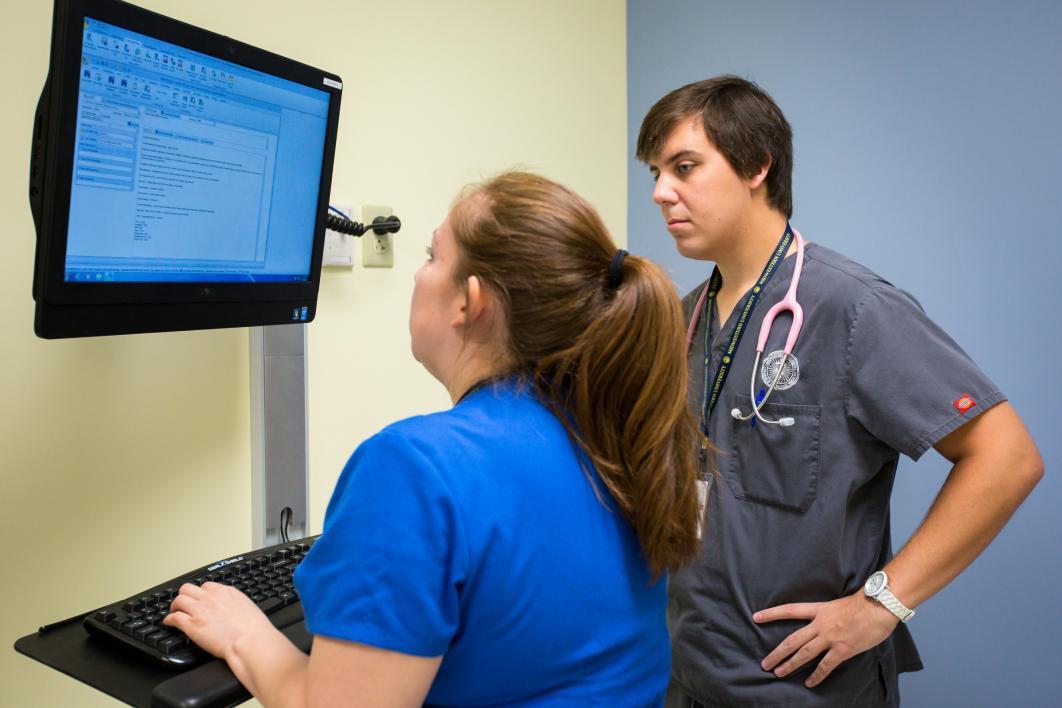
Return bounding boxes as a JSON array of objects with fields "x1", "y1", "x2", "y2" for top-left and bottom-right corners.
[{"x1": 748, "y1": 154, "x2": 772, "y2": 190}]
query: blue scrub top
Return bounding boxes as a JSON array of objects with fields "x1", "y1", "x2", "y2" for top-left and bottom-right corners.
[{"x1": 294, "y1": 378, "x2": 670, "y2": 706}]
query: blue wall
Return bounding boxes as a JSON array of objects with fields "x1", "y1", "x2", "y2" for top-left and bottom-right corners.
[{"x1": 627, "y1": 1, "x2": 1060, "y2": 705}]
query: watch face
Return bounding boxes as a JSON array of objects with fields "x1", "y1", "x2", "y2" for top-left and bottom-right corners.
[{"x1": 865, "y1": 572, "x2": 886, "y2": 596}]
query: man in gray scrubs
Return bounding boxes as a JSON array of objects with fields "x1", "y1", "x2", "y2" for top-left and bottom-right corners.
[{"x1": 638, "y1": 76, "x2": 1044, "y2": 707}]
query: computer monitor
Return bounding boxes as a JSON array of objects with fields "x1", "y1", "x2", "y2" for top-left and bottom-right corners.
[{"x1": 30, "y1": 0, "x2": 343, "y2": 338}]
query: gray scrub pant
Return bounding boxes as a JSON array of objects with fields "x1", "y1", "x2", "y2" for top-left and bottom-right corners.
[
  {"x1": 664, "y1": 681, "x2": 709, "y2": 708},
  {"x1": 664, "y1": 675, "x2": 900, "y2": 708}
]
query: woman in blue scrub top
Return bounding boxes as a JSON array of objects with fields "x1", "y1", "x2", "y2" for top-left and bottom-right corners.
[{"x1": 164, "y1": 171, "x2": 702, "y2": 707}]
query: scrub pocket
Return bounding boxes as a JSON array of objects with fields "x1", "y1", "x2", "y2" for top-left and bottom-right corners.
[{"x1": 726, "y1": 395, "x2": 821, "y2": 512}]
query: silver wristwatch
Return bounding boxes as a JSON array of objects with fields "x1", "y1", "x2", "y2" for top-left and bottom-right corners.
[{"x1": 863, "y1": 571, "x2": 915, "y2": 623}]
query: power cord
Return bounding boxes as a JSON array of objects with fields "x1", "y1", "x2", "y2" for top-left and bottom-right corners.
[
  {"x1": 326, "y1": 207, "x2": 402, "y2": 237},
  {"x1": 279, "y1": 506, "x2": 292, "y2": 544}
]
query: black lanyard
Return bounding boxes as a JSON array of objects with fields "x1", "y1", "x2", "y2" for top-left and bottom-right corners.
[
  {"x1": 698, "y1": 225, "x2": 794, "y2": 457},
  {"x1": 456, "y1": 376, "x2": 501, "y2": 406}
]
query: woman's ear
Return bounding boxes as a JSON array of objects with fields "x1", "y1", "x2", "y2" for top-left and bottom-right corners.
[{"x1": 452, "y1": 274, "x2": 485, "y2": 329}]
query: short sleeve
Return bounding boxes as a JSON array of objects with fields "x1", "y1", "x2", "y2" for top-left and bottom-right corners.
[
  {"x1": 843, "y1": 286, "x2": 1006, "y2": 460},
  {"x1": 293, "y1": 429, "x2": 468, "y2": 656}
]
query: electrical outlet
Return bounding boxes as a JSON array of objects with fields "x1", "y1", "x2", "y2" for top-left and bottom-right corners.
[
  {"x1": 323, "y1": 204, "x2": 355, "y2": 267},
  {"x1": 361, "y1": 204, "x2": 394, "y2": 268}
]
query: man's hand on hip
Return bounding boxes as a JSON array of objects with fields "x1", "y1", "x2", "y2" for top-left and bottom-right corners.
[{"x1": 754, "y1": 591, "x2": 899, "y2": 688}]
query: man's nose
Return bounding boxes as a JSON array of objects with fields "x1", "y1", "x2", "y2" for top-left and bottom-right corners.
[{"x1": 652, "y1": 175, "x2": 677, "y2": 206}]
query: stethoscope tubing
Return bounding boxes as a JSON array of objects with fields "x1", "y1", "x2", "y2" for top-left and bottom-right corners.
[{"x1": 686, "y1": 230, "x2": 806, "y2": 428}]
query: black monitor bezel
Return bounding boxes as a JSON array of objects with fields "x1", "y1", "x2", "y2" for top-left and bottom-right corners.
[{"x1": 32, "y1": 0, "x2": 342, "y2": 336}]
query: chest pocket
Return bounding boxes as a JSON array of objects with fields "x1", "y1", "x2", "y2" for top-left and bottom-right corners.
[{"x1": 725, "y1": 394, "x2": 821, "y2": 513}]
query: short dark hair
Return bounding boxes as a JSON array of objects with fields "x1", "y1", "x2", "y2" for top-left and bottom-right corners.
[{"x1": 636, "y1": 75, "x2": 793, "y2": 218}]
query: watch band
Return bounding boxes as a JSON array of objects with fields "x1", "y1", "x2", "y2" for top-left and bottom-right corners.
[{"x1": 875, "y1": 587, "x2": 916, "y2": 623}]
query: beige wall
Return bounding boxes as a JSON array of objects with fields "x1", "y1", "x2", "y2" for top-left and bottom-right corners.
[{"x1": 1, "y1": 0, "x2": 625, "y2": 705}]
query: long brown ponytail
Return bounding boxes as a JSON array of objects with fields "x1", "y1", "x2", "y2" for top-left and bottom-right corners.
[{"x1": 450, "y1": 171, "x2": 700, "y2": 578}]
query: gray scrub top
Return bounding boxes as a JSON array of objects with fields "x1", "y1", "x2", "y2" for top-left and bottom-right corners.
[{"x1": 670, "y1": 243, "x2": 1005, "y2": 707}]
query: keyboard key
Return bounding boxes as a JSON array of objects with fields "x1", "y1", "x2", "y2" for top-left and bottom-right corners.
[
  {"x1": 123, "y1": 599, "x2": 144, "y2": 612},
  {"x1": 145, "y1": 630, "x2": 171, "y2": 647},
  {"x1": 158, "y1": 636, "x2": 187, "y2": 654},
  {"x1": 121, "y1": 619, "x2": 149, "y2": 635},
  {"x1": 94, "y1": 610, "x2": 117, "y2": 624},
  {"x1": 257, "y1": 597, "x2": 283, "y2": 614},
  {"x1": 135, "y1": 625, "x2": 158, "y2": 641}
]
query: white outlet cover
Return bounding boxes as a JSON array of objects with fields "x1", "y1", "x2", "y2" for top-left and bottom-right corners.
[
  {"x1": 323, "y1": 231, "x2": 354, "y2": 267},
  {"x1": 323, "y1": 205, "x2": 355, "y2": 268},
  {"x1": 361, "y1": 204, "x2": 394, "y2": 268}
]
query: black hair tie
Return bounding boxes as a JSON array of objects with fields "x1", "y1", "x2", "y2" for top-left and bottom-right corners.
[{"x1": 607, "y1": 249, "x2": 629, "y2": 290}]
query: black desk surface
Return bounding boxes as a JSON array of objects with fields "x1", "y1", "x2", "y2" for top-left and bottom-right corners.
[{"x1": 14, "y1": 603, "x2": 311, "y2": 707}]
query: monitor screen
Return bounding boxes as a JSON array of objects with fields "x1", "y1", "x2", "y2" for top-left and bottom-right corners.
[
  {"x1": 69, "y1": 18, "x2": 330, "y2": 284},
  {"x1": 31, "y1": 0, "x2": 343, "y2": 338}
]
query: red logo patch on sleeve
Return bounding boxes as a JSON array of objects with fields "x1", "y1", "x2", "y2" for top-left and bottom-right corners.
[{"x1": 953, "y1": 394, "x2": 976, "y2": 414}]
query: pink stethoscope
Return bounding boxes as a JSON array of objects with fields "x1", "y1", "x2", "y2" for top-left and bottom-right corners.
[{"x1": 684, "y1": 229, "x2": 806, "y2": 428}]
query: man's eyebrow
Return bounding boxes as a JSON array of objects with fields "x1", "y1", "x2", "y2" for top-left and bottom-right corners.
[
  {"x1": 648, "y1": 149, "x2": 700, "y2": 172},
  {"x1": 662, "y1": 149, "x2": 700, "y2": 166}
]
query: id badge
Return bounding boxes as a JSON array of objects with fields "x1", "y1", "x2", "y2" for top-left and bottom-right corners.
[{"x1": 695, "y1": 477, "x2": 710, "y2": 541}]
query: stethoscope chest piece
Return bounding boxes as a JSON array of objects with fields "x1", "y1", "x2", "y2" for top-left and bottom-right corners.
[{"x1": 761, "y1": 350, "x2": 800, "y2": 391}]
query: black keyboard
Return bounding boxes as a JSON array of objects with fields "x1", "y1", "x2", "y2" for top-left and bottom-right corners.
[{"x1": 83, "y1": 536, "x2": 320, "y2": 669}]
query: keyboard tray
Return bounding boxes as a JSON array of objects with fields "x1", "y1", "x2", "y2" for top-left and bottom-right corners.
[
  {"x1": 15, "y1": 537, "x2": 319, "y2": 707},
  {"x1": 15, "y1": 608, "x2": 311, "y2": 707}
]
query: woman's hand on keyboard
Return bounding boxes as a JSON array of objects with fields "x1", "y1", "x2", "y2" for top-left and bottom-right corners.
[{"x1": 164, "y1": 582, "x2": 277, "y2": 663}]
